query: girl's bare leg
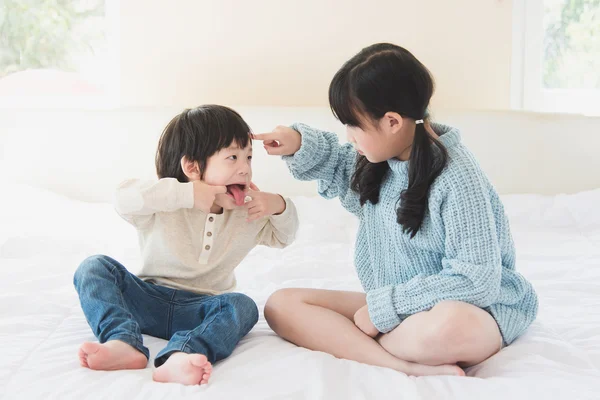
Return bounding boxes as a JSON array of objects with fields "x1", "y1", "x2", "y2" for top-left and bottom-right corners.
[
  {"x1": 378, "y1": 300, "x2": 503, "y2": 368},
  {"x1": 264, "y1": 289, "x2": 464, "y2": 376}
]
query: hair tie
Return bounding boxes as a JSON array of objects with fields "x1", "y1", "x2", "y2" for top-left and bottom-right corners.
[{"x1": 415, "y1": 119, "x2": 424, "y2": 125}]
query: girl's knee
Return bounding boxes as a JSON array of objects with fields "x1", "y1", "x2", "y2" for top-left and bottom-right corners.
[
  {"x1": 426, "y1": 301, "x2": 488, "y2": 349},
  {"x1": 429, "y1": 302, "x2": 503, "y2": 366},
  {"x1": 264, "y1": 288, "x2": 302, "y2": 318},
  {"x1": 264, "y1": 289, "x2": 298, "y2": 328}
]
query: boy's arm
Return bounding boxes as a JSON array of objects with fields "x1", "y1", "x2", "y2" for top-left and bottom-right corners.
[
  {"x1": 255, "y1": 196, "x2": 299, "y2": 248},
  {"x1": 114, "y1": 178, "x2": 194, "y2": 228},
  {"x1": 246, "y1": 183, "x2": 299, "y2": 248}
]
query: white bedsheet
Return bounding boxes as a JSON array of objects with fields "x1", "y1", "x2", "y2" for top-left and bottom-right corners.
[{"x1": 1, "y1": 184, "x2": 599, "y2": 399}]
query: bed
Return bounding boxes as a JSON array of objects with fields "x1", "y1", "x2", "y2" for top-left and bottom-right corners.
[
  {"x1": 1, "y1": 182, "x2": 599, "y2": 399},
  {"x1": 1, "y1": 107, "x2": 599, "y2": 399}
]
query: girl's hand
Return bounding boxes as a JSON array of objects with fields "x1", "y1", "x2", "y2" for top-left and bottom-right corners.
[
  {"x1": 253, "y1": 126, "x2": 302, "y2": 156},
  {"x1": 192, "y1": 180, "x2": 227, "y2": 213},
  {"x1": 354, "y1": 305, "x2": 379, "y2": 338},
  {"x1": 245, "y1": 183, "x2": 286, "y2": 222}
]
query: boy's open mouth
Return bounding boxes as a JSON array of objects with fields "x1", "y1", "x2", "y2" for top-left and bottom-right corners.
[{"x1": 226, "y1": 184, "x2": 247, "y2": 206}]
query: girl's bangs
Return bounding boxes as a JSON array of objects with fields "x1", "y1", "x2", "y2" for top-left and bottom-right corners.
[{"x1": 329, "y1": 73, "x2": 366, "y2": 128}]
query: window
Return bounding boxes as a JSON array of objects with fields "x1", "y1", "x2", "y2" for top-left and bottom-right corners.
[
  {"x1": 513, "y1": 0, "x2": 600, "y2": 116},
  {"x1": 0, "y1": 0, "x2": 118, "y2": 108}
]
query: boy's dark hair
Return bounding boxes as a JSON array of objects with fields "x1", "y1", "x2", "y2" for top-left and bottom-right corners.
[
  {"x1": 155, "y1": 105, "x2": 251, "y2": 182},
  {"x1": 329, "y1": 43, "x2": 448, "y2": 238}
]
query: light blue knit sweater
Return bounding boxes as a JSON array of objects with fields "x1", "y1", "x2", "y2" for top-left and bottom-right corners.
[{"x1": 284, "y1": 122, "x2": 538, "y2": 345}]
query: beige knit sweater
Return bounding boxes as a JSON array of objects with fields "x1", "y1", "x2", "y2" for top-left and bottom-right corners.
[{"x1": 114, "y1": 178, "x2": 298, "y2": 294}]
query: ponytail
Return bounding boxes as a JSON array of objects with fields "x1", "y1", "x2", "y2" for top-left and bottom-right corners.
[
  {"x1": 396, "y1": 121, "x2": 448, "y2": 237},
  {"x1": 351, "y1": 157, "x2": 389, "y2": 206}
]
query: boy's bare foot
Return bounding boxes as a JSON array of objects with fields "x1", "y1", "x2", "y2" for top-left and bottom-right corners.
[
  {"x1": 78, "y1": 340, "x2": 147, "y2": 370},
  {"x1": 152, "y1": 352, "x2": 212, "y2": 385}
]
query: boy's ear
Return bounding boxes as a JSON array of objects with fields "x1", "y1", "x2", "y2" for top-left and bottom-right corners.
[{"x1": 181, "y1": 156, "x2": 201, "y2": 181}]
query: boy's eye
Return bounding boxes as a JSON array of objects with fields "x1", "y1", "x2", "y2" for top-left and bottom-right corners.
[
  {"x1": 248, "y1": 155, "x2": 252, "y2": 160},
  {"x1": 228, "y1": 155, "x2": 237, "y2": 160}
]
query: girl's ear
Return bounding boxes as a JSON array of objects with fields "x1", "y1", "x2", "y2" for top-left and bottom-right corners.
[
  {"x1": 181, "y1": 156, "x2": 201, "y2": 181},
  {"x1": 382, "y1": 112, "x2": 403, "y2": 135}
]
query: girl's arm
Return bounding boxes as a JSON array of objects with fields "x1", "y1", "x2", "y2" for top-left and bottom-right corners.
[
  {"x1": 366, "y1": 171, "x2": 504, "y2": 334},
  {"x1": 282, "y1": 123, "x2": 362, "y2": 216}
]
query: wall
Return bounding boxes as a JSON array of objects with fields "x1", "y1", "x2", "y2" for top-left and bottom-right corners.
[
  {"x1": 1, "y1": 107, "x2": 599, "y2": 202},
  {"x1": 5, "y1": 1, "x2": 597, "y2": 202},
  {"x1": 117, "y1": 0, "x2": 513, "y2": 110}
]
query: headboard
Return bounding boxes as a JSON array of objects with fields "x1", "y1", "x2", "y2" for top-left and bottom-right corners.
[{"x1": 1, "y1": 107, "x2": 598, "y2": 202}]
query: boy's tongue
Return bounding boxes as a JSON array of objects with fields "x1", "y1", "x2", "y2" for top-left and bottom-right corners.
[{"x1": 228, "y1": 184, "x2": 245, "y2": 206}]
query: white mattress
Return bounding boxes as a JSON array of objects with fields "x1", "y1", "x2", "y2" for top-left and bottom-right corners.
[{"x1": 1, "y1": 184, "x2": 599, "y2": 400}]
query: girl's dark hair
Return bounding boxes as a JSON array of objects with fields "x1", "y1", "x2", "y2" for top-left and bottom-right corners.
[
  {"x1": 155, "y1": 105, "x2": 251, "y2": 182},
  {"x1": 329, "y1": 43, "x2": 448, "y2": 238}
]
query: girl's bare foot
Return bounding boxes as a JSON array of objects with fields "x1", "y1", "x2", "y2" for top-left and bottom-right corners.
[
  {"x1": 78, "y1": 340, "x2": 147, "y2": 370},
  {"x1": 399, "y1": 360, "x2": 465, "y2": 377},
  {"x1": 152, "y1": 352, "x2": 212, "y2": 385}
]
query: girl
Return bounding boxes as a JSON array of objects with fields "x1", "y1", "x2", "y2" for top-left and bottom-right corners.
[
  {"x1": 256, "y1": 43, "x2": 538, "y2": 376},
  {"x1": 74, "y1": 105, "x2": 298, "y2": 385}
]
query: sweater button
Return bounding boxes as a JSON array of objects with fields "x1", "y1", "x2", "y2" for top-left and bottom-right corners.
[
  {"x1": 208, "y1": 217, "x2": 214, "y2": 222},
  {"x1": 206, "y1": 232, "x2": 212, "y2": 237},
  {"x1": 205, "y1": 245, "x2": 211, "y2": 250}
]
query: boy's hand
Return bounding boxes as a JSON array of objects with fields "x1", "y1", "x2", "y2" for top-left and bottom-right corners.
[
  {"x1": 192, "y1": 180, "x2": 227, "y2": 213},
  {"x1": 354, "y1": 305, "x2": 379, "y2": 338},
  {"x1": 245, "y1": 184, "x2": 286, "y2": 222},
  {"x1": 253, "y1": 126, "x2": 302, "y2": 156}
]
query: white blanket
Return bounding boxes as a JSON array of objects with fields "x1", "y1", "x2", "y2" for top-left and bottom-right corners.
[{"x1": 1, "y1": 184, "x2": 599, "y2": 399}]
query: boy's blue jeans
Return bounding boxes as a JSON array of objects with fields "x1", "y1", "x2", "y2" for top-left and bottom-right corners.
[{"x1": 73, "y1": 255, "x2": 259, "y2": 367}]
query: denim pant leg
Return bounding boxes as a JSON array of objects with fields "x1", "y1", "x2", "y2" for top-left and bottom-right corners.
[
  {"x1": 155, "y1": 292, "x2": 259, "y2": 366},
  {"x1": 73, "y1": 254, "x2": 173, "y2": 360}
]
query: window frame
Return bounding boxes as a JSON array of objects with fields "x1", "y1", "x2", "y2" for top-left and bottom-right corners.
[
  {"x1": 0, "y1": 0, "x2": 120, "y2": 110},
  {"x1": 511, "y1": 0, "x2": 600, "y2": 116}
]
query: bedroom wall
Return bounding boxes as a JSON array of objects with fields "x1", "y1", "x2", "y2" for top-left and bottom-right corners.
[
  {"x1": 1, "y1": 107, "x2": 599, "y2": 202},
  {"x1": 2, "y1": 0, "x2": 600, "y2": 202},
  {"x1": 117, "y1": 0, "x2": 513, "y2": 110}
]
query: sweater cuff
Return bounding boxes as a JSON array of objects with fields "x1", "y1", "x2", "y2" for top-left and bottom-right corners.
[
  {"x1": 269, "y1": 197, "x2": 296, "y2": 226},
  {"x1": 282, "y1": 123, "x2": 322, "y2": 175},
  {"x1": 366, "y1": 286, "x2": 402, "y2": 333}
]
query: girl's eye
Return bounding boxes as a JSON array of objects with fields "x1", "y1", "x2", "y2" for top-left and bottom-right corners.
[
  {"x1": 228, "y1": 155, "x2": 237, "y2": 161},
  {"x1": 248, "y1": 155, "x2": 252, "y2": 161}
]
